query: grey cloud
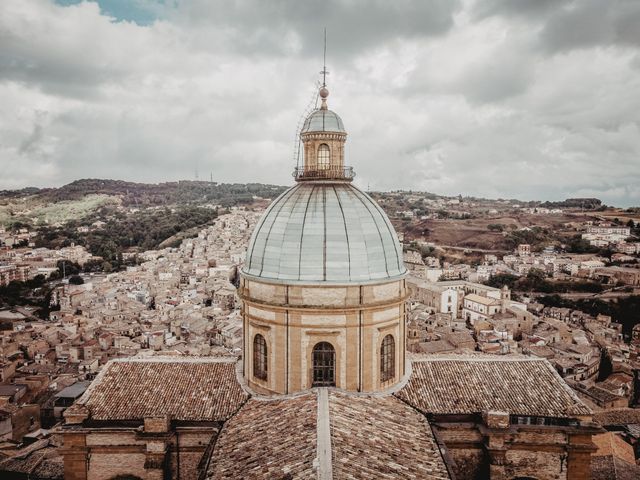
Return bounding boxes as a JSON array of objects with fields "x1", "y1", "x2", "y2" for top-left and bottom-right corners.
[
  {"x1": 472, "y1": 0, "x2": 571, "y2": 20},
  {"x1": 473, "y1": 0, "x2": 640, "y2": 52},
  {"x1": 0, "y1": 0, "x2": 639, "y2": 207},
  {"x1": 171, "y1": 0, "x2": 462, "y2": 61},
  {"x1": 19, "y1": 120, "x2": 45, "y2": 154},
  {"x1": 538, "y1": 0, "x2": 640, "y2": 52}
]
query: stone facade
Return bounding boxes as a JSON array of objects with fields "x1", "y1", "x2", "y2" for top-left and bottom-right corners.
[
  {"x1": 430, "y1": 413, "x2": 600, "y2": 480},
  {"x1": 301, "y1": 131, "x2": 346, "y2": 172},
  {"x1": 240, "y1": 276, "x2": 407, "y2": 394},
  {"x1": 62, "y1": 423, "x2": 219, "y2": 480}
]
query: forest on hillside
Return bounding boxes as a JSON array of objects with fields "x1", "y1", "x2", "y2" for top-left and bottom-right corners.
[{"x1": 0, "y1": 179, "x2": 287, "y2": 208}]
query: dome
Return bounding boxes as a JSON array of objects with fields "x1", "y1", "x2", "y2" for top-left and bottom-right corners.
[
  {"x1": 300, "y1": 109, "x2": 346, "y2": 134},
  {"x1": 243, "y1": 182, "x2": 406, "y2": 283}
]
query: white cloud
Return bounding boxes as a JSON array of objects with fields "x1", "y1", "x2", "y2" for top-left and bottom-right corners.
[{"x1": 0, "y1": 0, "x2": 639, "y2": 207}]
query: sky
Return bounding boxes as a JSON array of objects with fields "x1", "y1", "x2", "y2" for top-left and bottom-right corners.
[{"x1": 1, "y1": 1, "x2": 639, "y2": 207}]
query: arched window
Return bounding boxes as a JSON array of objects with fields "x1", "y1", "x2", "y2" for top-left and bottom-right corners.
[
  {"x1": 380, "y1": 335, "x2": 395, "y2": 383},
  {"x1": 312, "y1": 342, "x2": 335, "y2": 387},
  {"x1": 317, "y1": 144, "x2": 330, "y2": 170},
  {"x1": 253, "y1": 334, "x2": 267, "y2": 381}
]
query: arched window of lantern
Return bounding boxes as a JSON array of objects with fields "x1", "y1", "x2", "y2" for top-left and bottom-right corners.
[
  {"x1": 380, "y1": 334, "x2": 395, "y2": 383},
  {"x1": 317, "y1": 144, "x2": 330, "y2": 170},
  {"x1": 253, "y1": 334, "x2": 267, "y2": 381}
]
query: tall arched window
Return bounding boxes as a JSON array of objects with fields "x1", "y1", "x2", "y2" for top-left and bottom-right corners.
[
  {"x1": 380, "y1": 335, "x2": 395, "y2": 383},
  {"x1": 317, "y1": 144, "x2": 330, "y2": 170},
  {"x1": 253, "y1": 334, "x2": 267, "y2": 381},
  {"x1": 312, "y1": 342, "x2": 335, "y2": 387}
]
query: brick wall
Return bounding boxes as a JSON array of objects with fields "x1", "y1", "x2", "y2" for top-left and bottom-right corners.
[{"x1": 505, "y1": 450, "x2": 567, "y2": 480}]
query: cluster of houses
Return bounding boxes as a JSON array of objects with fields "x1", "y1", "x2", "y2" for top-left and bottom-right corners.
[
  {"x1": 581, "y1": 223, "x2": 635, "y2": 249},
  {"x1": 405, "y1": 256, "x2": 640, "y2": 413},
  {"x1": 406, "y1": 234, "x2": 640, "y2": 287},
  {"x1": 0, "y1": 244, "x2": 100, "y2": 287},
  {"x1": 0, "y1": 210, "x2": 258, "y2": 459},
  {"x1": 0, "y1": 227, "x2": 34, "y2": 249}
]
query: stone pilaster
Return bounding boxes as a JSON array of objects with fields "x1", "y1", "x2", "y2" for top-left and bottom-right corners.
[
  {"x1": 61, "y1": 431, "x2": 88, "y2": 480},
  {"x1": 566, "y1": 432, "x2": 597, "y2": 480},
  {"x1": 481, "y1": 410, "x2": 510, "y2": 480}
]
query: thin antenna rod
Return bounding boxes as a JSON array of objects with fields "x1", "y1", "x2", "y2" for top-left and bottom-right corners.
[{"x1": 321, "y1": 28, "x2": 328, "y2": 88}]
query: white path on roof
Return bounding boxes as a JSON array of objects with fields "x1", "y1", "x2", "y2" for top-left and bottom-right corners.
[{"x1": 316, "y1": 388, "x2": 333, "y2": 480}]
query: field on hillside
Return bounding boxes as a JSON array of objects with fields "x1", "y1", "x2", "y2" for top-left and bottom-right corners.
[
  {"x1": 0, "y1": 194, "x2": 119, "y2": 227},
  {"x1": 395, "y1": 211, "x2": 598, "y2": 251}
]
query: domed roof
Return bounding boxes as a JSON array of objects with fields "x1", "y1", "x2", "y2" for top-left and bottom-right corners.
[
  {"x1": 243, "y1": 183, "x2": 406, "y2": 283},
  {"x1": 300, "y1": 108, "x2": 345, "y2": 134}
]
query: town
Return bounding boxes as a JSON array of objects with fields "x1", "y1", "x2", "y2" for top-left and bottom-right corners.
[{"x1": 0, "y1": 187, "x2": 639, "y2": 476}]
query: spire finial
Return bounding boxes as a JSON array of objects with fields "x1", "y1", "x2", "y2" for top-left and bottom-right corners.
[{"x1": 319, "y1": 28, "x2": 329, "y2": 110}]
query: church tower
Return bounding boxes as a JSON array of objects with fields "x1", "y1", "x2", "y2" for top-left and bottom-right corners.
[{"x1": 239, "y1": 81, "x2": 407, "y2": 395}]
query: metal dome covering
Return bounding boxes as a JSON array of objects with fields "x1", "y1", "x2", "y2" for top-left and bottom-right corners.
[
  {"x1": 243, "y1": 182, "x2": 406, "y2": 283},
  {"x1": 300, "y1": 109, "x2": 346, "y2": 134}
]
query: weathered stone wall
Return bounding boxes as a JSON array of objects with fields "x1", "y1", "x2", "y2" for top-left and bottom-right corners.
[
  {"x1": 433, "y1": 421, "x2": 596, "y2": 480},
  {"x1": 88, "y1": 452, "x2": 148, "y2": 480},
  {"x1": 241, "y1": 277, "x2": 407, "y2": 394},
  {"x1": 63, "y1": 427, "x2": 218, "y2": 480},
  {"x1": 448, "y1": 449, "x2": 488, "y2": 480},
  {"x1": 504, "y1": 450, "x2": 567, "y2": 480}
]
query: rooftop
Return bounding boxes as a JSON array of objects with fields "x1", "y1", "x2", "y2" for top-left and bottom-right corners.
[
  {"x1": 329, "y1": 392, "x2": 449, "y2": 480},
  {"x1": 243, "y1": 182, "x2": 406, "y2": 283},
  {"x1": 464, "y1": 293, "x2": 500, "y2": 306},
  {"x1": 300, "y1": 108, "x2": 345, "y2": 134},
  {"x1": 206, "y1": 394, "x2": 317, "y2": 479},
  {"x1": 206, "y1": 389, "x2": 450, "y2": 480},
  {"x1": 396, "y1": 355, "x2": 591, "y2": 418},
  {"x1": 593, "y1": 408, "x2": 640, "y2": 426},
  {"x1": 71, "y1": 357, "x2": 248, "y2": 422},
  {"x1": 54, "y1": 381, "x2": 91, "y2": 399}
]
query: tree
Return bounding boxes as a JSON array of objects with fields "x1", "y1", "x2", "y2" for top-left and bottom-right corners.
[
  {"x1": 597, "y1": 348, "x2": 613, "y2": 381},
  {"x1": 566, "y1": 235, "x2": 598, "y2": 254},
  {"x1": 68, "y1": 275, "x2": 84, "y2": 285},
  {"x1": 485, "y1": 273, "x2": 518, "y2": 289},
  {"x1": 56, "y1": 260, "x2": 81, "y2": 277}
]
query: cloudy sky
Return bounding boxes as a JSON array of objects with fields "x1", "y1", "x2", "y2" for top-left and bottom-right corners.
[{"x1": 1, "y1": 0, "x2": 639, "y2": 206}]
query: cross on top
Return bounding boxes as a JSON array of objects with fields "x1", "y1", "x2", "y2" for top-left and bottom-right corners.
[{"x1": 320, "y1": 66, "x2": 330, "y2": 87}]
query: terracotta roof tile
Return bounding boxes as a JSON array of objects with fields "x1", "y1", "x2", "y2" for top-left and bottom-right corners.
[
  {"x1": 207, "y1": 394, "x2": 317, "y2": 479},
  {"x1": 78, "y1": 357, "x2": 247, "y2": 421},
  {"x1": 592, "y1": 432, "x2": 636, "y2": 464},
  {"x1": 593, "y1": 408, "x2": 640, "y2": 426},
  {"x1": 592, "y1": 455, "x2": 640, "y2": 480},
  {"x1": 329, "y1": 392, "x2": 450, "y2": 480},
  {"x1": 397, "y1": 355, "x2": 590, "y2": 417},
  {"x1": 0, "y1": 439, "x2": 63, "y2": 479}
]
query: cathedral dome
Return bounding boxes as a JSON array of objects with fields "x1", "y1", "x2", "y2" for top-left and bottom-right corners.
[
  {"x1": 300, "y1": 108, "x2": 346, "y2": 134},
  {"x1": 243, "y1": 182, "x2": 406, "y2": 283}
]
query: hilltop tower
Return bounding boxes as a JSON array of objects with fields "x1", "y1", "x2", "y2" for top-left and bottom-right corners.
[{"x1": 239, "y1": 84, "x2": 408, "y2": 395}]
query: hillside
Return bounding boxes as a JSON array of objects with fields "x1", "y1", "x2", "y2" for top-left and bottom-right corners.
[{"x1": 0, "y1": 179, "x2": 287, "y2": 228}]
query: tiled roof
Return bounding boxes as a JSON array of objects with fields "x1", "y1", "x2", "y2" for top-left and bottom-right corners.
[
  {"x1": 593, "y1": 408, "x2": 640, "y2": 426},
  {"x1": 397, "y1": 355, "x2": 591, "y2": 417},
  {"x1": 592, "y1": 432, "x2": 636, "y2": 464},
  {"x1": 329, "y1": 392, "x2": 450, "y2": 480},
  {"x1": 78, "y1": 357, "x2": 247, "y2": 421},
  {"x1": 0, "y1": 439, "x2": 63, "y2": 479},
  {"x1": 207, "y1": 394, "x2": 317, "y2": 480},
  {"x1": 592, "y1": 455, "x2": 640, "y2": 480},
  {"x1": 464, "y1": 293, "x2": 499, "y2": 306}
]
